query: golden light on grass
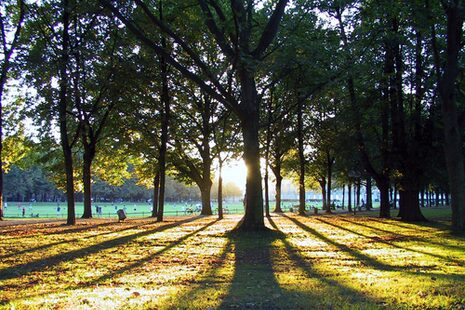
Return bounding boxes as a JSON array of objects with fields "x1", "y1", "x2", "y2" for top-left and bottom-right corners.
[{"x1": 1, "y1": 211, "x2": 464, "y2": 309}]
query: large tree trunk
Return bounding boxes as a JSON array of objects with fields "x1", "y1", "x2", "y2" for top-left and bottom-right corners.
[
  {"x1": 237, "y1": 70, "x2": 264, "y2": 231},
  {"x1": 152, "y1": 172, "x2": 159, "y2": 217},
  {"x1": 59, "y1": 0, "x2": 75, "y2": 225},
  {"x1": 398, "y1": 189, "x2": 426, "y2": 221},
  {"x1": 377, "y1": 179, "x2": 390, "y2": 218},
  {"x1": 200, "y1": 181, "x2": 212, "y2": 215},
  {"x1": 274, "y1": 175, "x2": 283, "y2": 213},
  {"x1": 157, "y1": 4, "x2": 170, "y2": 222},
  {"x1": 81, "y1": 144, "x2": 95, "y2": 218}
]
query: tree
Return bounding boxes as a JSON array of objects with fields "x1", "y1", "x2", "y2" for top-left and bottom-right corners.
[
  {"x1": 101, "y1": 0, "x2": 289, "y2": 231},
  {"x1": 0, "y1": 0, "x2": 25, "y2": 220},
  {"x1": 431, "y1": 0, "x2": 465, "y2": 230}
]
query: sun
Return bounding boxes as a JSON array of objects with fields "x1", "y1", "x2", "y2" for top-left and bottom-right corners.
[{"x1": 218, "y1": 159, "x2": 248, "y2": 191}]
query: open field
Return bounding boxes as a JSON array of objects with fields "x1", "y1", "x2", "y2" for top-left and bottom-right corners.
[
  {"x1": 1, "y1": 208, "x2": 463, "y2": 309},
  {"x1": 2, "y1": 200, "x2": 364, "y2": 219}
]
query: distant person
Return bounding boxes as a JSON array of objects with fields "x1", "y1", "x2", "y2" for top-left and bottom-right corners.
[
  {"x1": 22, "y1": 207, "x2": 25, "y2": 217},
  {"x1": 57, "y1": 206, "x2": 61, "y2": 216}
]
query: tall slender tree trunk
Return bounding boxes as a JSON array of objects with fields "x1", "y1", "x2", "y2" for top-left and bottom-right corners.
[
  {"x1": 297, "y1": 95, "x2": 306, "y2": 215},
  {"x1": 366, "y1": 177, "x2": 372, "y2": 210},
  {"x1": 82, "y1": 143, "x2": 95, "y2": 218},
  {"x1": 0, "y1": 0, "x2": 24, "y2": 220},
  {"x1": 218, "y1": 160, "x2": 223, "y2": 219},
  {"x1": 319, "y1": 179, "x2": 326, "y2": 212},
  {"x1": 264, "y1": 89, "x2": 272, "y2": 217},
  {"x1": 157, "y1": 0, "x2": 169, "y2": 222},
  {"x1": 326, "y1": 153, "x2": 333, "y2": 214},
  {"x1": 152, "y1": 172, "x2": 159, "y2": 217},
  {"x1": 274, "y1": 175, "x2": 283, "y2": 213},
  {"x1": 59, "y1": 0, "x2": 75, "y2": 225},
  {"x1": 347, "y1": 183, "x2": 352, "y2": 212},
  {"x1": 264, "y1": 170, "x2": 270, "y2": 217},
  {"x1": 342, "y1": 185, "x2": 345, "y2": 208},
  {"x1": 356, "y1": 179, "x2": 361, "y2": 208}
]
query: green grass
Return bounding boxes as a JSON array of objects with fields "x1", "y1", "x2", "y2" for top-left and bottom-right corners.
[
  {"x1": 3, "y1": 200, "x2": 384, "y2": 219},
  {"x1": 1, "y1": 209, "x2": 464, "y2": 309}
]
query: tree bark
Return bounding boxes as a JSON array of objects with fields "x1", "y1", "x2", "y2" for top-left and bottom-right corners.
[
  {"x1": 218, "y1": 160, "x2": 223, "y2": 219},
  {"x1": 366, "y1": 177, "x2": 372, "y2": 210},
  {"x1": 0, "y1": 0, "x2": 25, "y2": 220},
  {"x1": 325, "y1": 151, "x2": 333, "y2": 214},
  {"x1": 377, "y1": 179, "x2": 390, "y2": 218},
  {"x1": 398, "y1": 189, "x2": 426, "y2": 221},
  {"x1": 342, "y1": 185, "x2": 345, "y2": 208},
  {"x1": 59, "y1": 0, "x2": 76, "y2": 225},
  {"x1": 297, "y1": 95, "x2": 306, "y2": 215},
  {"x1": 319, "y1": 179, "x2": 327, "y2": 211},
  {"x1": 81, "y1": 142, "x2": 95, "y2": 218},
  {"x1": 347, "y1": 183, "x2": 352, "y2": 212},
  {"x1": 200, "y1": 181, "x2": 212, "y2": 215},
  {"x1": 157, "y1": 0, "x2": 169, "y2": 222},
  {"x1": 237, "y1": 69, "x2": 264, "y2": 231},
  {"x1": 152, "y1": 172, "x2": 159, "y2": 217},
  {"x1": 274, "y1": 175, "x2": 283, "y2": 213}
]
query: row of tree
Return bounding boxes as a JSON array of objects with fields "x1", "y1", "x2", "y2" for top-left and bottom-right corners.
[{"x1": 1, "y1": 0, "x2": 464, "y2": 231}]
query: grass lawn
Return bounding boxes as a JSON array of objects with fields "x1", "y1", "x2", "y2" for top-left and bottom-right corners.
[{"x1": 0, "y1": 208, "x2": 464, "y2": 309}]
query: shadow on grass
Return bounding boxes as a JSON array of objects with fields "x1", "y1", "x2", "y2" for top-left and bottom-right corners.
[
  {"x1": 267, "y1": 216, "x2": 384, "y2": 307},
  {"x1": 339, "y1": 217, "x2": 465, "y2": 252},
  {"x1": 0, "y1": 220, "x2": 122, "y2": 238},
  {"x1": 0, "y1": 216, "x2": 201, "y2": 284},
  {"x1": 84, "y1": 218, "x2": 220, "y2": 286},
  {"x1": 369, "y1": 217, "x2": 452, "y2": 232},
  {"x1": 0, "y1": 221, "x2": 164, "y2": 260},
  {"x1": 315, "y1": 218, "x2": 465, "y2": 266},
  {"x1": 283, "y1": 214, "x2": 465, "y2": 279},
  {"x1": 218, "y1": 227, "x2": 289, "y2": 309},
  {"x1": 5, "y1": 217, "x2": 221, "y2": 304},
  {"x1": 280, "y1": 214, "x2": 398, "y2": 272},
  {"x1": 159, "y1": 239, "x2": 234, "y2": 308}
]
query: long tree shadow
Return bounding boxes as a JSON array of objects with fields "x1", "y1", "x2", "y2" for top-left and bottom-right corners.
[
  {"x1": 85, "y1": 218, "x2": 221, "y2": 286},
  {"x1": 6, "y1": 218, "x2": 223, "y2": 304},
  {"x1": 339, "y1": 217, "x2": 465, "y2": 252},
  {"x1": 280, "y1": 214, "x2": 398, "y2": 272},
  {"x1": 281, "y1": 214, "x2": 465, "y2": 279},
  {"x1": 369, "y1": 217, "x2": 453, "y2": 232},
  {"x1": 0, "y1": 220, "x2": 167, "y2": 260},
  {"x1": 315, "y1": 217, "x2": 465, "y2": 266},
  {"x1": 160, "y1": 239, "x2": 234, "y2": 308},
  {"x1": 218, "y1": 227, "x2": 289, "y2": 309},
  {"x1": 0, "y1": 216, "x2": 202, "y2": 284},
  {"x1": 267, "y1": 217, "x2": 385, "y2": 307},
  {"x1": 0, "y1": 220, "x2": 123, "y2": 238}
]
